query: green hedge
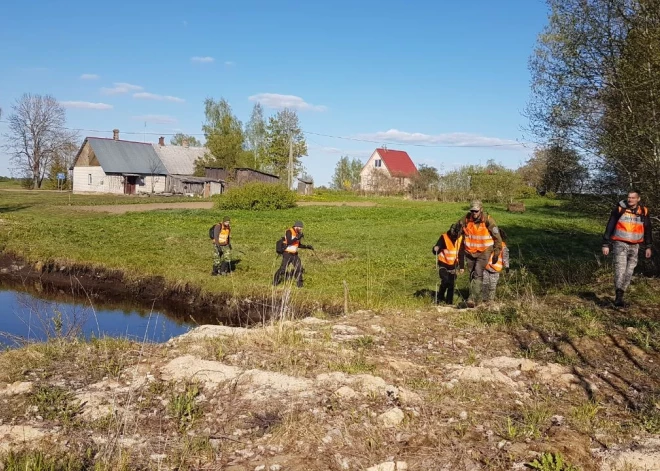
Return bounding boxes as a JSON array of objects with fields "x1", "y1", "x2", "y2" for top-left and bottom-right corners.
[{"x1": 214, "y1": 182, "x2": 297, "y2": 211}]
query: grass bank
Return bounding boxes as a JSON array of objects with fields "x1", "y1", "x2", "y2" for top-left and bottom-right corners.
[{"x1": 0, "y1": 190, "x2": 614, "y2": 310}]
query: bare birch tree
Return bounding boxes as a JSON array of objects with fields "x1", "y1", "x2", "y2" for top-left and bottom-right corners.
[{"x1": 3, "y1": 94, "x2": 78, "y2": 189}]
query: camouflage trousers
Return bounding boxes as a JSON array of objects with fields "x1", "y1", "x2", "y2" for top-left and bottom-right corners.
[
  {"x1": 482, "y1": 270, "x2": 500, "y2": 302},
  {"x1": 613, "y1": 241, "x2": 639, "y2": 291},
  {"x1": 213, "y1": 245, "x2": 232, "y2": 274}
]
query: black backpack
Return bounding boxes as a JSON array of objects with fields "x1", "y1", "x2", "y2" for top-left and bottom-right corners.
[
  {"x1": 275, "y1": 237, "x2": 286, "y2": 255},
  {"x1": 208, "y1": 224, "x2": 216, "y2": 240}
]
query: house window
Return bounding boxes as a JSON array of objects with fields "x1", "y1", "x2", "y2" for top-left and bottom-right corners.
[
  {"x1": 88, "y1": 174, "x2": 92, "y2": 185},
  {"x1": 374, "y1": 159, "x2": 382, "y2": 168}
]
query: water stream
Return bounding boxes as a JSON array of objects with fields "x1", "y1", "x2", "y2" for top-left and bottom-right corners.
[{"x1": 0, "y1": 287, "x2": 195, "y2": 347}]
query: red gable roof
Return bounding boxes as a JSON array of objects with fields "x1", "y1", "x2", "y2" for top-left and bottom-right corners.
[{"x1": 376, "y1": 148, "x2": 418, "y2": 178}]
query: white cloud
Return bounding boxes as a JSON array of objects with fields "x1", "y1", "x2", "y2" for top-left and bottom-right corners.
[
  {"x1": 133, "y1": 92, "x2": 185, "y2": 103},
  {"x1": 132, "y1": 115, "x2": 178, "y2": 124},
  {"x1": 60, "y1": 101, "x2": 113, "y2": 110},
  {"x1": 224, "y1": 61, "x2": 235, "y2": 67},
  {"x1": 101, "y1": 82, "x2": 143, "y2": 95},
  {"x1": 191, "y1": 56, "x2": 214, "y2": 63},
  {"x1": 356, "y1": 129, "x2": 524, "y2": 150},
  {"x1": 80, "y1": 73, "x2": 100, "y2": 80},
  {"x1": 248, "y1": 93, "x2": 327, "y2": 112}
]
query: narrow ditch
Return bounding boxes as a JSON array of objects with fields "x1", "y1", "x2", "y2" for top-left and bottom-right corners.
[{"x1": 0, "y1": 252, "x2": 341, "y2": 329}]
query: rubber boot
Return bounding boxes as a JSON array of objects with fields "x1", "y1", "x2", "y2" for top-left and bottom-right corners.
[
  {"x1": 614, "y1": 289, "x2": 625, "y2": 307},
  {"x1": 436, "y1": 286, "x2": 447, "y2": 304},
  {"x1": 211, "y1": 266, "x2": 219, "y2": 276},
  {"x1": 219, "y1": 261, "x2": 230, "y2": 275},
  {"x1": 445, "y1": 285, "x2": 455, "y2": 305},
  {"x1": 467, "y1": 278, "x2": 482, "y2": 308}
]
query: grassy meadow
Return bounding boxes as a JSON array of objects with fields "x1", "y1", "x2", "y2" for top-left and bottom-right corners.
[{"x1": 0, "y1": 189, "x2": 612, "y2": 310}]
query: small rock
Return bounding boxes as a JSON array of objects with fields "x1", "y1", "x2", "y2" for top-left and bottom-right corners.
[
  {"x1": 370, "y1": 325, "x2": 386, "y2": 334},
  {"x1": 378, "y1": 407, "x2": 405, "y2": 427},
  {"x1": 0, "y1": 381, "x2": 33, "y2": 396},
  {"x1": 459, "y1": 411, "x2": 468, "y2": 420},
  {"x1": 366, "y1": 462, "x2": 408, "y2": 471},
  {"x1": 301, "y1": 317, "x2": 327, "y2": 325},
  {"x1": 551, "y1": 415, "x2": 565, "y2": 426},
  {"x1": 254, "y1": 466, "x2": 266, "y2": 471},
  {"x1": 498, "y1": 440, "x2": 508, "y2": 449},
  {"x1": 150, "y1": 454, "x2": 167, "y2": 461},
  {"x1": 334, "y1": 386, "x2": 359, "y2": 400},
  {"x1": 270, "y1": 466, "x2": 282, "y2": 471},
  {"x1": 332, "y1": 324, "x2": 361, "y2": 335}
]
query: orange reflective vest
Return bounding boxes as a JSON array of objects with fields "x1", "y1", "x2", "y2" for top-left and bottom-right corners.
[
  {"x1": 486, "y1": 241, "x2": 507, "y2": 272},
  {"x1": 438, "y1": 234, "x2": 463, "y2": 267},
  {"x1": 285, "y1": 227, "x2": 300, "y2": 254},
  {"x1": 217, "y1": 225, "x2": 230, "y2": 246},
  {"x1": 463, "y1": 220, "x2": 494, "y2": 254},
  {"x1": 612, "y1": 206, "x2": 647, "y2": 244}
]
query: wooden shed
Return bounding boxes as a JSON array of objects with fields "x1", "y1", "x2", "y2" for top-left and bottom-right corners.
[
  {"x1": 204, "y1": 167, "x2": 280, "y2": 188},
  {"x1": 297, "y1": 177, "x2": 314, "y2": 195},
  {"x1": 166, "y1": 175, "x2": 224, "y2": 197}
]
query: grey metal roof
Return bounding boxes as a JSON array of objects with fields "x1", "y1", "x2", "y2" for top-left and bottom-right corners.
[
  {"x1": 154, "y1": 144, "x2": 207, "y2": 175},
  {"x1": 88, "y1": 138, "x2": 167, "y2": 175}
]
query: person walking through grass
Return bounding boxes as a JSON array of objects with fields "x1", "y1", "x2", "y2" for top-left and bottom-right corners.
[
  {"x1": 432, "y1": 224, "x2": 463, "y2": 305},
  {"x1": 273, "y1": 221, "x2": 314, "y2": 288},
  {"x1": 482, "y1": 228, "x2": 510, "y2": 303},
  {"x1": 456, "y1": 200, "x2": 503, "y2": 308},
  {"x1": 602, "y1": 190, "x2": 653, "y2": 307},
  {"x1": 212, "y1": 216, "x2": 232, "y2": 276}
]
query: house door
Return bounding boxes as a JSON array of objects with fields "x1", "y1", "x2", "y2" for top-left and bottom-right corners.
[{"x1": 124, "y1": 176, "x2": 137, "y2": 195}]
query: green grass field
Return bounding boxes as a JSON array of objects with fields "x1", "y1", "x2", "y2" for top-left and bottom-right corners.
[{"x1": 0, "y1": 189, "x2": 609, "y2": 309}]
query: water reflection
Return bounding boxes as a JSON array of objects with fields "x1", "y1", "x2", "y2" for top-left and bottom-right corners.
[{"x1": 0, "y1": 288, "x2": 193, "y2": 347}]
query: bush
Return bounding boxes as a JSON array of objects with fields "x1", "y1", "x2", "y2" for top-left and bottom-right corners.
[
  {"x1": 517, "y1": 185, "x2": 538, "y2": 199},
  {"x1": 214, "y1": 183, "x2": 297, "y2": 211}
]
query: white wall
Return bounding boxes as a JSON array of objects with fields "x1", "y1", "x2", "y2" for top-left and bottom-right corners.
[
  {"x1": 73, "y1": 167, "x2": 123, "y2": 194},
  {"x1": 137, "y1": 175, "x2": 166, "y2": 194},
  {"x1": 359, "y1": 150, "x2": 390, "y2": 191}
]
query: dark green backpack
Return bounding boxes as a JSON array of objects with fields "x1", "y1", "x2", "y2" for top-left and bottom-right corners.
[
  {"x1": 275, "y1": 237, "x2": 286, "y2": 255},
  {"x1": 208, "y1": 225, "x2": 216, "y2": 240}
]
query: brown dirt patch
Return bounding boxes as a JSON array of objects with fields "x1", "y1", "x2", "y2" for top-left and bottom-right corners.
[{"x1": 71, "y1": 202, "x2": 214, "y2": 214}]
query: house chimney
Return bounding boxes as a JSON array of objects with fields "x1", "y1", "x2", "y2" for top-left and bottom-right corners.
[
  {"x1": 182, "y1": 139, "x2": 189, "y2": 148},
  {"x1": 113, "y1": 129, "x2": 119, "y2": 140},
  {"x1": 158, "y1": 136, "x2": 165, "y2": 146}
]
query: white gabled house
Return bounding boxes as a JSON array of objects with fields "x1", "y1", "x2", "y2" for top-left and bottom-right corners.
[{"x1": 359, "y1": 148, "x2": 419, "y2": 191}]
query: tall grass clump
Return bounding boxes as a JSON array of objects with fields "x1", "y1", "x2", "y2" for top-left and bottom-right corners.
[{"x1": 215, "y1": 183, "x2": 297, "y2": 211}]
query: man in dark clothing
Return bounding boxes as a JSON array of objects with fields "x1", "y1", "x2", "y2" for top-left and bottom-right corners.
[
  {"x1": 432, "y1": 224, "x2": 463, "y2": 305},
  {"x1": 455, "y1": 200, "x2": 503, "y2": 308},
  {"x1": 273, "y1": 221, "x2": 314, "y2": 288},
  {"x1": 602, "y1": 190, "x2": 653, "y2": 307},
  {"x1": 212, "y1": 216, "x2": 232, "y2": 276}
]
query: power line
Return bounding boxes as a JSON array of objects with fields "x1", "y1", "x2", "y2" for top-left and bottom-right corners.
[{"x1": 0, "y1": 119, "x2": 532, "y2": 149}]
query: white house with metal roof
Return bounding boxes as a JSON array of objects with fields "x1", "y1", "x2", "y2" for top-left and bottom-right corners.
[{"x1": 71, "y1": 130, "x2": 217, "y2": 195}]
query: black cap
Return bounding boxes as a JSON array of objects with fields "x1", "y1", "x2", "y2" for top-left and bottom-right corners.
[{"x1": 293, "y1": 220, "x2": 304, "y2": 228}]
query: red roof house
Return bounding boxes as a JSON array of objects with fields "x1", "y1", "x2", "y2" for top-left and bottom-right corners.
[{"x1": 360, "y1": 148, "x2": 418, "y2": 191}]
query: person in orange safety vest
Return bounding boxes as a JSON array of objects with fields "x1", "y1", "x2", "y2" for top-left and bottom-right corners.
[
  {"x1": 432, "y1": 224, "x2": 464, "y2": 305},
  {"x1": 212, "y1": 216, "x2": 232, "y2": 276},
  {"x1": 482, "y1": 228, "x2": 510, "y2": 303},
  {"x1": 602, "y1": 190, "x2": 653, "y2": 307},
  {"x1": 273, "y1": 221, "x2": 314, "y2": 288},
  {"x1": 455, "y1": 200, "x2": 503, "y2": 308}
]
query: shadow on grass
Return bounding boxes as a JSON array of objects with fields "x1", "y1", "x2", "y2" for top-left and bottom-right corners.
[{"x1": 0, "y1": 204, "x2": 32, "y2": 213}]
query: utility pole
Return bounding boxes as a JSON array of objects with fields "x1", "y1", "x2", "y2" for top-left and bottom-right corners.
[{"x1": 288, "y1": 134, "x2": 293, "y2": 189}]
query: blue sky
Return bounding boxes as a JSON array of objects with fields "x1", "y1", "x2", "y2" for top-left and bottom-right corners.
[{"x1": 0, "y1": 0, "x2": 548, "y2": 185}]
